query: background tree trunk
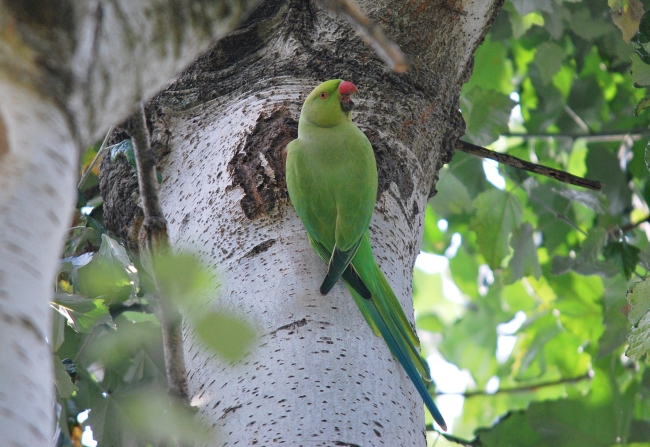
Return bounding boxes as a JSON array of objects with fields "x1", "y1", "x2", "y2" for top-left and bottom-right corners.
[
  {"x1": 0, "y1": 1, "x2": 260, "y2": 445},
  {"x1": 100, "y1": 1, "x2": 503, "y2": 445}
]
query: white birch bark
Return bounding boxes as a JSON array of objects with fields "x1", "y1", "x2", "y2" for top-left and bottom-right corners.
[
  {"x1": 145, "y1": 1, "x2": 505, "y2": 445},
  {"x1": 0, "y1": 1, "x2": 260, "y2": 445},
  {"x1": 0, "y1": 88, "x2": 78, "y2": 447}
]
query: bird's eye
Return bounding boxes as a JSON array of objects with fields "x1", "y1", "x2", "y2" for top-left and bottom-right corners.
[{"x1": 319, "y1": 92, "x2": 328, "y2": 99}]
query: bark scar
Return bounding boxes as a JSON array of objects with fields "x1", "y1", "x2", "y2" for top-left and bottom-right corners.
[{"x1": 228, "y1": 107, "x2": 297, "y2": 220}]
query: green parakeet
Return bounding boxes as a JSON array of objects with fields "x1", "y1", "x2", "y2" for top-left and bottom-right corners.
[{"x1": 285, "y1": 79, "x2": 447, "y2": 431}]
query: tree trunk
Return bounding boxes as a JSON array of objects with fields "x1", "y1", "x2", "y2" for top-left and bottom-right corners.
[
  {"x1": 0, "y1": 1, "x2": 260, "y2": 445},
  {"x1": 101, "y1": 1, "x2": 502, "y2": 445}
]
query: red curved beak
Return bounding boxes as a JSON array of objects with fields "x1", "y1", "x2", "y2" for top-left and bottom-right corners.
[
  {"x1": 339, "y1": 81, "x2": 357, "y2": 113},
  {"x1": 338, "y1": 81, "x2": 358, "y2": 95}
]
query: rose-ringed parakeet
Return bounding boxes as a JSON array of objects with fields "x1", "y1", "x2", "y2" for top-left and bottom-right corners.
[{"x1": 285, "y1": 79, "x2": 447, "y2": 431}]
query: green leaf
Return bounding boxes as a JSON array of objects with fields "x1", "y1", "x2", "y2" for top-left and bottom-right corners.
[
  {"x1": 535, "y1": 41, "x2": 566, "y2": 85},
  {"x1": 462, "y1": 35, "x2": 514, "y2": 94},
  {"x1": 470, "y1": 189, "x2": 523, "y2": 269},
  {"x1": 567, "y1": 75, "x2": 605, "y2": 127},
  {"x1": 194, "y1": 311, "x2": 257, "y2": 361},
  {"x1": 586, "y1": 146, "x2": 631, "y2": 215},
  {"x1": 439, "y1": 301, "x2": 503, "y2": 388},
  {"x1": 87, "y1": 385, "x2": 209, "y2": 447},
  {"x1": 153, "y1": 251, "x2": 216, "y2": 308},
  {"x1": 75, "y1": 234, "x2": 138, "y2": 305},
  {"x1": 53, "y1": 355, "x2": 78, "y2": 398},
  {"x1": 109, "y1": 139, "x2": 137, "y2": 170},
  {"x1": 479, "y1": 361, "x2": 628, "y2": 447},
  {"x1": 570, "y1": 6, "x2": 612, "y2": 41},
  {"x1": 449, "y1": 245, "x2": 480, "y2": 298},
  {"x1": 603, "y1": 241, "x2": 640, "y2": 279},
  {"x1": 461, "y1": 87, "x2": 516, "y2": 146},
  {"x1": 429, "y1": 168, "x2": 473, "y2": 216},
  {"x1": 626, "y1": 312, "x2": 650, "y2": 360},
  {"x1": 52, "y1": 309, "x2": 67, "y2": 351},
  {"x1": 504, "y1": 222, "x2": 542, "y2": 284},
  {"x1": 630, "y1": 54, "x2": 650, "y2": 87},
  {"x1": 511, "y1": 0, "x2": 552, "y2": 16},
  {"x1": 52, "y1": 293, "x2": 115, "y2": 333},
  {"x1": 627, "y1": 278, "x2": 650, "y2": 326}
]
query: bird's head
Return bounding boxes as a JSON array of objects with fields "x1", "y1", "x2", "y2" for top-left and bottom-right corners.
[{"x1": 301, "y1": 79, "x2": 359, "y2": 127}]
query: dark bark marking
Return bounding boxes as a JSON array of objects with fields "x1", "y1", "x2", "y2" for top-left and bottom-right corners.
[
  {"x1": 218, "y1": 403, "x2": 243, "y2": 420},
  {"x1": 334, "y1": 441, "x2": 362, "y2": 447},
  {"x1": 243, "y1": 239, "x2": 277, "y2": 258},
  {"x1": 269, "y1": 318, "x2": 309, "y2": 336},
  {"x1": 228, "y1": 107, "x2": 297, "y2": 220}
]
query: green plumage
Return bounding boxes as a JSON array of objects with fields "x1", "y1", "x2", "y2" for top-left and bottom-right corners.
[{"x1": 285, "y1": 79, "x2": 446, "y2": 430}]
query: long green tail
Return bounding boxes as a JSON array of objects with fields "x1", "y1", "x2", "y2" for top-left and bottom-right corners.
[{"x1": 346, "y1": 235, "x2": 447, "y2": 431}]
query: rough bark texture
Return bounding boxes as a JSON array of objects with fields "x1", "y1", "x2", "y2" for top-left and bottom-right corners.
[
  {"x1": 100, "y1": 0, "x2": 503, "y2": 445},
  {"x1": 0, "y1": 1, "x2": 261, "y2": 445}
]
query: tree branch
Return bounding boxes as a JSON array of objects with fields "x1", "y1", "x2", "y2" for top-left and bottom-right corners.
[
  {"x1": 501, "y1": 132, "x2": 646, "y2": 142},
  {"x1": 621, "y1": 215, "x2": 650, "y2": 233},
  {"x1": 425, "y1": 427, "x2": 483, "y2": 446},
  {"x1": 317, "y1": 0, "x2": 409, "y2": 72},
  {"x1": 456, "y1": 140, "x2": 604, "y2": 191},
  {"x1": 126, "y1": 105, "x2": 191, "y2": 435},
  {"x1": 435, "y1": 373, "x2": 591, "y2": 398}
]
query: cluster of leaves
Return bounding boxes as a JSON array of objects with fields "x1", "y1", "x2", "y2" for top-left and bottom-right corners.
[
  {"x1": 416, "y1": 0, "x2": 650, "y2": 445},
  {"x1": 53, "y1": 141, "x2": 255, "y2": 447}
]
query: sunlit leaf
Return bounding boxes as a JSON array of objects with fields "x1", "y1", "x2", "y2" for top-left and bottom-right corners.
[
  {"x1": 52, "y1": 293, "x2": 114, "y2": 333},
  {"x1": 75, "y1": 234, "x2": 138, "y2": 305},
  {"x1": 471, "y1": 190, "x2": 523, "y2": 269}
]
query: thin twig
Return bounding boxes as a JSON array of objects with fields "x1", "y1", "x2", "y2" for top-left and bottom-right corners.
[
  {"x1": 563, "y1": 105, "x2": 590, "y2": 133},
  {"x1": 501, "y1": 132, "x2": 646, "y2": 142},
  {"x1": 456, "y1": 140, "x2": 604, "y2": 191},
  {"x1": 317, "y1": 0, "x2": 409, "y2": 72},
  {"x1": 78, "y1": 126, "x2": 114, "y2": 189},
  {"x1": 126, "y1": 105, "x2": 191, "y2": 445},
  {"x1": 425, "y1": 427, "x2": 482, "y2": 446},
  {"x1": 621, "y1": 215, "x2": 650, "y2": 233},
  {"x1": 435, "y1": 373, "x2": 591, "y2": 398}
]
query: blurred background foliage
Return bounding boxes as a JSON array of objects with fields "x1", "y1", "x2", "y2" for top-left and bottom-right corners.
[
  {"x1": 418, "y1": 0, "x2": 650, "y2": 445},
  {"x1": 51, "y1": 0, "x2": 650, "y2": 446}
]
